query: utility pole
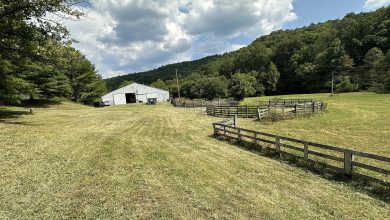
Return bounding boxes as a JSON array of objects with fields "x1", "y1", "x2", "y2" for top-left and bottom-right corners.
[
  {"x1": 331, "y1": 71, "x2": 334, "y2": 95},
  {"x1": 175, "y1": 69, "x2": 181, "y2": 100}
]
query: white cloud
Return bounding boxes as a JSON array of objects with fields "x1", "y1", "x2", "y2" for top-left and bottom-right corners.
[
  {"x1": 364, "y1": 0, "x2": 390, "y2": 10},
  {"x1": 64, "y1": 0, "x2": 296, "y2": 78}
]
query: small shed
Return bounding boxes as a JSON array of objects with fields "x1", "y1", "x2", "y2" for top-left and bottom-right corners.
[{"x1": 101, "y1": 83, "x2": 170, "y2": 106}]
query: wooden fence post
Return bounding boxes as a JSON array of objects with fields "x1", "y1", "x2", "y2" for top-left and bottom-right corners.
[
  {"x1": 228, "y1": 105, "x2": 230, "y2": 117},
  {"x1": 223, "y1": 125, "x2": 226, "y2": 138},
  {"x1": 254, "y1": 132, "x2": 257, "y2": 145},
  {"x1": 294, "y1": 104, "x2": 298, "y2": 116},
  {"x1": 275, "y1": 136, "x2": 281, "y2": 157},
  {"x1": 213, "y1": 123, "x2": 217, "y2": 135},
  {"x1": 312, "y1": 101, "x2": 315, "y2": 113},
  {"x1": 237, "y1": 128, "x2": 241, "y2": 142},
  {"x1": 213, "y1": 106, "x2": 216, "y2": 116},
  {"x1": 304, "y1": 142, "x2": 309, "y2": 160},
  {"x1": 246, "y1": 106, "x2": 249, "y2": 118},
  {"x1": 344, "y1": 150, "x2": 354, "y2": 176},
  {"x1": 233, "y1": 115, "x2": 237, "y2": 127}
]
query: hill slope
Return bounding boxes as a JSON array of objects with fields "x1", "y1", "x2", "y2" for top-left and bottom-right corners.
[
  {"x1": 0, "y1": 93, "x2": 389, "y2": 218},
  {"x1": 105, "y1": 7, "x2": 390, "y2": 96},
  {"x1": 105, "y1": 55, "x2": 220, "y2": 91}
]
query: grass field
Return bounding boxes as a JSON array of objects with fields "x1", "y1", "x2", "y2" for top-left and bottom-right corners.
[
  {"x1": 0, "y1": 92, "x2": 389, "y2": 219},
  {"x1": 240, "y1": 92, "x2": 390, "y2": 155}
]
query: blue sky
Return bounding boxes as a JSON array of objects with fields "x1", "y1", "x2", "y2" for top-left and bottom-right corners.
[
  {"x1": 284, "y1": 0, "x2": 367, "y2": 29},
  {"x1": 64, "y1": 0, "x2": 390, "y2": 78}
]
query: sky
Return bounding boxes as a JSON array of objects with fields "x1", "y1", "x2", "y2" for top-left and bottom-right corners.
[{"x1": 63, "y1": 0, "x2": 390, "y2": 78}]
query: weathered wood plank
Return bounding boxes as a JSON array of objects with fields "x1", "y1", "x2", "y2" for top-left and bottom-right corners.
[
  {"x1": 279, "y1": 136, "x2": 307, "y2": 144},
  {"x1": 344, "y1": 150, "x2": 354, "y2": 175},
  {"x1": 255, "y1": 137, "x2": 276, "y2": 145},
  {"x1": 352, "y1": 161, "x2": 390, "y2": 175},
  {"x1": 308, "y1": 142, "x2": 347, "y2": 152},
  {"x1": 304, "y1": 142, "x2": 309, "y2": 160},
  {"x1": 280, "y1": 143, "x2": 304, "y2": 152},
  {"x1": 352, "y1": 151, "x2": 390, "y2": 162},
  {"x1": 308, "y1": 150, "x2": 344, "y2": 162}
]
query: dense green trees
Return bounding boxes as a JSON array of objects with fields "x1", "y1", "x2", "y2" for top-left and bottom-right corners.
[
  {"x1": 0, "y1": 1, "x2": 106, "y2": 104},
  {"x1": 151, "y1": 79, "x2": 167, "y2": 90},
  {"x1": 178, "y1": 74, "x2": 227, "y2": 100},
  {"x1": 118, "y1": 80, "x2": 134, "y2": 88},
  {"x1": 228, "y1": 73, "x2": 257, "y2": 100},
  {"x1": 131, "y1": 7, "x2": 390, "y2": 99},
  {"x1": 370, "y1": 50, "x2": 390, "y2": 93},
  {"x1": 105, "y1": 55, "x2": 221, "y2": 91}
]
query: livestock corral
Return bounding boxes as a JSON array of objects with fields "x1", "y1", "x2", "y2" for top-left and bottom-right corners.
[
  {"x1": 206, "y1": 99, "x2": 324, "y2": 120},
  {"x1": 171, "y1": 98, "x2": 239, "y2": 107},
  {"x1": 172, "y1": 98, "x2": 325, "y2": 121}
]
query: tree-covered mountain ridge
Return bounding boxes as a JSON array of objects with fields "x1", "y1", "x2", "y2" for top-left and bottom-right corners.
[
  {"x1": 104, "y1": 55, "x2": 221, "y2": 91},
  {"x1": 106, "y1": 6, "x2": 390, "y2": 98}
]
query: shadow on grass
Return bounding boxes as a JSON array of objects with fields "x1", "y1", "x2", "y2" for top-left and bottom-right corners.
[
  {"x1": 0, "y1": 108, "x2": 36, "y2": 125},
  {"x1": 209, "y1": 134, "x2": 390, "y2": 203},
  {"x1": 0, "y1": 99, "x2": 62, "y2": 125},
  {"x1": 0, "y1": 109, "x2": 30, "y2": 120},
  {"x1": 0, "y1": 120, "x2": 36, "y2": 125},
  {"x1": 18, "y1": 99, "x2": 62, "y2": 108}
]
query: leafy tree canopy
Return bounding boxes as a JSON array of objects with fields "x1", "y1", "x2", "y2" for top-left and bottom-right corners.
[{"x1": 105, "y1": 6, "x2": 390, "y2": 97}]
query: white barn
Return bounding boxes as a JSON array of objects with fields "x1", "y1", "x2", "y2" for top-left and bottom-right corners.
[{"x1": 101, "y1": 83, "x2": 170, "y2": 105}]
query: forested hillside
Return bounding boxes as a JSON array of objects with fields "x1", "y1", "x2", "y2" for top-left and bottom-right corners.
[
  {"x1": 104, "y1": 55, "x2": 220, "y2": 91},
  {"x1": 0, "y1": 1, "x2": 106, "y2": 104},
  {"x1": 107, "y1": 7, "x2": 390, "y2": 99}
]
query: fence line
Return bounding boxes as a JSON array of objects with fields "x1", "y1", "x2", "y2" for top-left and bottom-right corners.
[
  {"x1": 257, "y1": 98, "x2": 313, "y2": 106},
  {"x1": 206, "y1": 100, "x2": 324, "y2": 119},
  {"x1": 171, "y1": 99, "x2": 239, "y2": 108},
  {"x1": 212, "y1": 121, "x2": 390, "y2": 186}
]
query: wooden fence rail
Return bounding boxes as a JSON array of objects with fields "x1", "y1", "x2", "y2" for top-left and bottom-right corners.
[
  {"x1": 258, "y1": 99, "x2": 314, "y2": 106},
  {"x1": 206, "y1": 101, "x2": 324, "y2": 119},
  {"x1": 171, "y1": 99, "x2": 239, "y2": 108},
  {"x1": 212, "y1": 122, "x2": 390, "y2": 186}
]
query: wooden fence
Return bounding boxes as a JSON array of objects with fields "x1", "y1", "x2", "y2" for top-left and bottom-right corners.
[
  {"x1": 206, "y1": 105, "x2": 266, "y2": 118},
  {"x1": 212, "y1": 121, "x2": 390, "y2": 186},
  {"x1": 206, "y1": 101, "x2": 324, "y2": 119},
  {"x1": 258, "y1": 99, "x2": 314, "y2": 106},
  {"x1": 257, "y1": 108, "x2": 269, "y2": 120},
  {"x1": 171, "y1": 99, "x2": 239, "y2": 108}
]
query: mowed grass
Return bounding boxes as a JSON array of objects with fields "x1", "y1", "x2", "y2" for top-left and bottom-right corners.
[
  {"x1": 0, "y1": 98, "x2": 389, "y2": 219},
  {"x1": 240, "y1": 92, "x2": 390, "y2": 155}
]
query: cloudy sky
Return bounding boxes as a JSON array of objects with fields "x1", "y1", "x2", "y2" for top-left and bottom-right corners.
[{"x1": 64, "y1": 0, "x2": 390, "y2": 78}]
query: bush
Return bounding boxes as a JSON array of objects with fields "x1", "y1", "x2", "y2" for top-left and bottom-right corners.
[{"x1": 336, "y1": 76, "x2": 358, "y2": 93}]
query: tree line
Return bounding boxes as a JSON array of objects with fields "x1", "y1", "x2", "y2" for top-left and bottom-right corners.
[
  {"x1": 0, "y1": 0, "x2": 106, "y2": 104},
  {"x1": 115, "y1": 6, "x2": 390, "y2": 100},
  {"x1": 104, "y1": 55, "x2": 220, "y2": 92}
]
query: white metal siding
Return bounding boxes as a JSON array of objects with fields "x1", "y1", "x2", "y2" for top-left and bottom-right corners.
[
  {"x1": 101, "y1": 83, "x2": 169, "y2": 106},
  {"x1": 113, "y1": 94, "x2": 126, "y2": 105},
  {"x1": 136, "y1": 94, "x2": 147, "y2": 102}
]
